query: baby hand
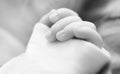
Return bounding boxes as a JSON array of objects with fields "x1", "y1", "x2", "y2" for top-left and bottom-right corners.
[{"x1": 40, "y1": 8, "x2": 103, "y2": 48}]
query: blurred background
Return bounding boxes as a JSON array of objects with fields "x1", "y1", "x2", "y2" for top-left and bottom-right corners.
[
  {"x1": 80, "y1": 0, "x2": 120, "y2": 74},
  {"x1": 0, "y1": 0, "x2": 120, "y2": 74}
]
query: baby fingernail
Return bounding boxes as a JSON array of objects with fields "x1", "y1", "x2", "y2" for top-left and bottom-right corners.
[
  {"x1": 46, "y1": 31, "x2": 56, "y2": 42},
  {"x1": 56, "y1": 31, "x2": 66, "y2": 41},
  {"x1": 49, "y1": 11, "x2": 59, "y2": 23},
  {"x1": 49, "y1": 9, "x2": 56, "y2": 14}
]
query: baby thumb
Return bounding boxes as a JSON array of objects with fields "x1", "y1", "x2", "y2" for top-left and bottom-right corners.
[{"x1": 26, "y1": 22, "x2": 50, "y2": 53}]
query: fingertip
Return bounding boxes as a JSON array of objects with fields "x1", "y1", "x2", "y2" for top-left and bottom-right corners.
[
  {"x1": 40, "y1": 9, "x2": 56, "y2": 27},
  {"x1": 49, "y1": 8, "x2": 79, "y2": 23},
  {"x1": 49, "y1": 9, "x2": 56, "y2": 14},
  {"x1": 49, "y1": 11, "x2": 59, "y2": 23},
  {"x1": 101, "y1": 47, "x2": 111, "y2": 59},
  {"x1": 92, "y1": 32, "x2": 103, "y2": 49},
  {"x1": 83, "y1": 21, "x2": 97, "y2": 30},
  {"x1": 57, "y1": 8, "x2": 78, "y2": 16},
  {"x1": 56, "y1": 29, "x2": 74, "y2": 41},
  {"x1": 72, "y1": 24, "x2": 103, "y2": 49},
  {"x1": 45, "y1": 30, "x2": 56, "y2": 42},
  {"x1": 56, "y1": 30, "x2": 66, "y2": 41}
]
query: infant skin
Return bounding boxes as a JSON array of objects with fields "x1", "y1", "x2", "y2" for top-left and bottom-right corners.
[{"x1": 0, "y1": 8, "x2": 111, "y2": 74}]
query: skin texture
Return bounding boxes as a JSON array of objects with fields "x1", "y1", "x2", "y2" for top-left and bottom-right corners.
[
  {"x1": 0, "y1": 8, "x2": 111, "y2": 74},
  {"x1": 0, "y1": 22, "x2": 110, "y2": 74},
  {"x1": 0, "y1": 0, "x2": 118, "y2": 73},
  {"x1": 0, "y1": 0, "x2": 85, "y2": 66},
  {"x1": 0, "y1": 0, "x2": 113, "y2": 73}
]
